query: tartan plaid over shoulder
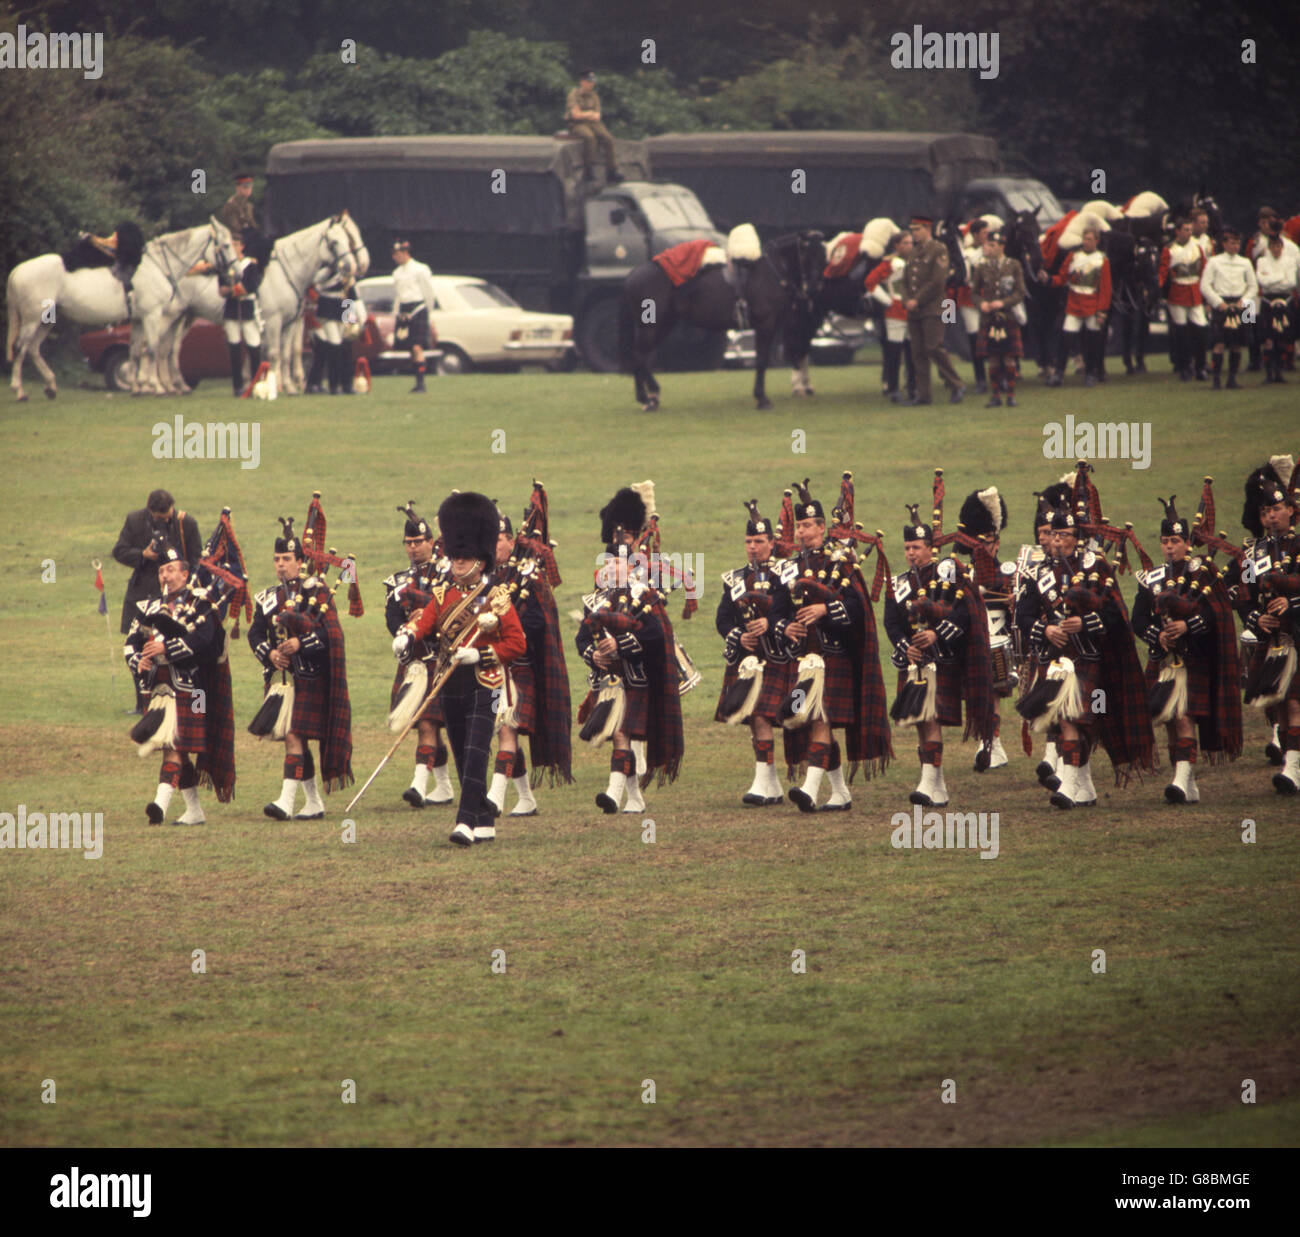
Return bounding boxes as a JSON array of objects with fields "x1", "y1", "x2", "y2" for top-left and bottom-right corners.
[
  {"x1": 643, "y1": 596, "x2": 684, "y2": 786},
  {"x1": 522, "y1": 572, "x2": 573, "y2": 785},
  {"x1": 844, "y1": 560, "x2": 893, "y2": 778},
  {"x1": 316, "y1": 593, "x2": 353, "y2": 791},
  {"x1": 1092, "y1": 575, "x2": 1156, "y2": 782}
]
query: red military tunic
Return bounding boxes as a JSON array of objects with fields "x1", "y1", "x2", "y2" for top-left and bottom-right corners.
[
  {"x1": 1159, "y1": 239, "x2": 1205, "y2": 307},
  {"x1": 406, "y1": 580, "x2": 527, "y2": 686},
  {"x1": 1053, "y1": 248, "x2": 1112, "y2": 318}
]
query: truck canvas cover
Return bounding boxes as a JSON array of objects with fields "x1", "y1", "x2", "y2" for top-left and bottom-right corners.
[
  {"x1": 266, "y1": 135, "x2": 651, "y2": 239},
  {"x1": 645, "y1": 131, "x2": 999, "y2": 235}
]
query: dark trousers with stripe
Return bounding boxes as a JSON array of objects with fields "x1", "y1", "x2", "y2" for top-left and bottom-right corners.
[{"x1": 441, "y1": 664, "x2": 497, "y2": 828}]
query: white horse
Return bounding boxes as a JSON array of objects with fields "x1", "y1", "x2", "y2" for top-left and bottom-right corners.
[
  {"x1": 6, "y1": 216, "x2": 233, "y2": 401},
  {"x1": 153, "y1": 212, "x2": 369, "y2": 396}
]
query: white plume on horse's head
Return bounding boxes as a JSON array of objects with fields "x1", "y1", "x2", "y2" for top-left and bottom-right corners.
[
  {"x1": 1060, "y1": 210, "x2": 1111, "y2": 249},
  {"x1": 978, "y1": 213, "x2": 1005, "y2": 232},
  {"x1": 1081, "y1": 200, "x2": 1123, "y2": 222},
  {"x1": 1123, "y1": 191, "x2": 1169, "y2": 219},
  {"x1": 726, "y1": 224, "x2": 761, "y2": 263},
  {"x1": 861, "y1": 217, "x2": 897, "y2": 259}
]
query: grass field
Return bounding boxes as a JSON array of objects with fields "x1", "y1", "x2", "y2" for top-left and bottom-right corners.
[{"x1": 1, "y1": 354, "x2": 1297, "y2": 1147}]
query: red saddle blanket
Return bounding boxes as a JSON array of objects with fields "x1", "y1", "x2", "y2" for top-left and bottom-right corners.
[
  {"x1": 653, "y1": 239, "x2": 721, "y2": 287},
  {"x1": 823, "y1": 233, "x2": 863, "y2": 279}
]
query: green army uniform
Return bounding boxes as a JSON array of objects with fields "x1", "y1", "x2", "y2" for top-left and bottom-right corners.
[
  {"x1": 565, "y1": 84, "x2": 619, "y2": 179},
  {"x1": 904, "y1": 235, "x2": 964, "y2": 402}
]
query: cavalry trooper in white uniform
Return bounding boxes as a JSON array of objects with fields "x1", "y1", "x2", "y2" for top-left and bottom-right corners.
[
  {"x1": 390, "y1": 239, "x2": 438, "y2": 392},
  {"x1": 191, "y1": 226, "x2": 264, "y2": 396}
]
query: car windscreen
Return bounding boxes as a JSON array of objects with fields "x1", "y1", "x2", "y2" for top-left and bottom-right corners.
[
  {"x1": 456, "y1": 283, "x2": 520, "y2": 309},
  {"x1": 637, "y1": 194, "x2": 714, "y2": 232},
  {"x1": 1005, "y1": 184, "x2": 1066, "y2": 226}
]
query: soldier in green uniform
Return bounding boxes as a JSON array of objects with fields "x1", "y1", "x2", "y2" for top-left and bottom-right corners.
[
  {"x1": 565, "y1": 70, "x2": 621, "y2": 185},
  {"x1": 903, "y1": 214, "x2": 966, "y2": 406},
  {"x1": 218, "y1": 174, "x2": 257, "y2": 237}
]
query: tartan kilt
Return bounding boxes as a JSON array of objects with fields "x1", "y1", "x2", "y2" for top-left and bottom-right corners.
[
  {"x1": 1143, "y1": 656, "x2": 1214, "y2": 720},
  {"x1": 895, "y1": 662, "x2": 964, "y2": 727},
  {"x1": 713, "y1": 657, "x2": 795, "y2": 723},
  {"x1": 158, "y1": 668, "x2": 206, "y2": 753},
  {"x1": 580, "y1": 682, "x2": 648, "y2": 738},
  {"x1": 976, "y1": 315, "x2": 1023, "y2": 358},
  {"x1": 1061, "y1": 657, "x2": 1102, "y2": 726},
  {"x1": 288, "y1": 674, "x2": 329, "y2": 740},
  {"x1": 818, "y1": 650, "x2": 858, "y2": 726},
  {"x1": 508, "y1": 662, "x2": 538, "y2": 735},
  {"x1": 1245, "y1": 642, "x2": 1300, "y2": 703}
]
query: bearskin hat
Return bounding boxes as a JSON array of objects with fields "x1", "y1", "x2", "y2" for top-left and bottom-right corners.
[
  {"x1": 600, "y1": 487, "x2": 648, "y2": 545},
  {"x1": 1242, "y1": 456, "x2": 1297, "y2": 538},
  {"x1": 956, "y1": 486, "x2": 1007, "y2": 553},
  {"x1": 437, "y1": 491, "x2": 499, "y2": 565}
]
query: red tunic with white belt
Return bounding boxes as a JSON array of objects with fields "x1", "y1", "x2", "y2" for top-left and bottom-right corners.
[
  {"x1": 1159, "y1": 239, "x2": 1205, "y2": 306},
  {"x1": 864, "y1": 255, "x2": 908, "y2": 321},
  {"x1": 1052, "y1": 249, "x2": 1112, "y2": 318},
  {"x1": 404, "y1": 579, "x2": 526, "y2": 689}
]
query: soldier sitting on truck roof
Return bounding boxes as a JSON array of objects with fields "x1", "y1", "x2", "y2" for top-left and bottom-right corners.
[{"x1": 565, "y1": 69, "x2": 622, "y2": 186}]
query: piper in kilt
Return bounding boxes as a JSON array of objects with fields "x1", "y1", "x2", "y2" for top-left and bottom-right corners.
[
  {"x1": 1016, "y1": 507, "x2": 1154, "y2": 809},
  {"x1": 781, "y1": 479, "x2": 893, "y2": 812},
  {"x1": 486, "y1": 489, "x2": 573, "y2": 817},
  {"x1": 972, "y1": 228, "x2": 1026, "y2": 407},
  {"x1": 248, "y1": 518, "x2": 354, "y2": 820},
  {"x1": 885, "y1": 502, "x2": 996, "y2": 807},
  {"x1": 1234, "y1": 458, "x2": 1300, "y2": 794},
  {"x1": 384, "y1": 502, "x2": 455, "y2": 808},
  {"x1": 1016, "y1": 481, "x2": 1075, "y2": 790},
  {"x1": 1131, "y1": 497, "x2": 1243, "y2": 805},
  {"x1": 396, "y1": 493, "x2": 527, "y2": 846},
  {"x1": 949, "y1": 484, "x2": 1015, "y2": 771},
  {"x1": 575, "y1": 486, "x2": 684, "y2": 815},
  {"x1": 714, "y1": 499, "x2": 797, "y2": 806},
  {"x1": 124, "y1": 546, "x2": 236, "y2": 824}
]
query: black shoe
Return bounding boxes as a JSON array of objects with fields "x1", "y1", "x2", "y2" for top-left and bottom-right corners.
[
  {"x1": 595, "y1": 792, "x2": 619, "y2": 814},
  {"x1": 295, "y1": 810, "x2": 324, "y2": 821},
  {"x1": 1195, "y1": 368, "x2": 1208, "y2": 381},
  {"x1": 1272, "y1": 773, "x2": 1298, "y2": 795},
  {"x1": 449, "y1": 823, "x2": 475, "y2": 846},
  {"x1": 1084, "y1": 374, "x2": 1097, "y2": 387},
  {"x1": 146, "y1": 802, "x2": 164, "y2": 824},
  {"x1": 305, "y1": 384, "x2": 323, "y2": 394},
  {"x1": 1006, "y1": 395, "x2": 1017, "y2": 406},
  {"x1": 742, "y1": 792, "x2": 770, "y2": 806},
  {"x1": 1226, "y1": 376, "x2": 1240, "y2": 389},
  {"x1": 985, "y1": 395, "x2": 1002, "y2": 407},
  {"x1": 1265, "y1": 740, "x2": 1283, "y2": 766},
  {"x1": 788, "y1": 787, "x2": 817, "y2": 813},
  {"x1": 903, "y1": 396, "x2": 932, "y2": 406},
  {"x1": 974, "y1": 381, "x2": 988, "y2": 394},
  {"x1": 1049, "y1": 790, "x2": 1075, "y2": 810},
  {"x1": 263, "y1": 802, "x2": 290, "y2": 820},
  {"x1": 1212, "y1": 373, "x2": 1221, "y2": 389},
  {"x1": 819, "y1": 800, "x2": 851, "y2": 812},
  {"x1": 402, "y1": 787, "x2": 426, "y2": 808},
  {"x1": 410, "y1": 382, "x2": 425, "y2": 393},
  {"x1": 888, "y1": 391, "x2": 903, "y2": 403},
  {"x1": 949, "y1": 384, "x2": 966, "y2": 404}
]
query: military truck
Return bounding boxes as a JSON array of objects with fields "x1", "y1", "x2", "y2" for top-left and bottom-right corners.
[
  {"x1": 265, "y1": 136, "x2": 726, "y2": 372},
  {"x1": 644, "y1": 131, "x2": 1062, "y2": 239}
]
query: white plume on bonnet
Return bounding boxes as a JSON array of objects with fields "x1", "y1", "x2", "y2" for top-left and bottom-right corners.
[
  {"x1": 1080, "y1": 200, "x2": 1124, "y2": 221},
  {"x1": 1270, "y1": 454, "x2": 1295, "y2": 488},
  {"x1": 726, "y1": 224, "x2": 761, "y2": 262},
  {"x1": 631, "y1": 479, "x2": 657, "y2": 519},
  {"x1": 862, "y1": 217, "x2": 898, "y2": 260},
  {"x1": 1124, "y1": 190, "x2": 1169, "y2": 219},
  {"x1": 978, "y1": 486, "x2": 1003, "y2": 531}
]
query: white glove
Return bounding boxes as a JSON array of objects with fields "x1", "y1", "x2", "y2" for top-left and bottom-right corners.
[
  {"x1": 452, "y1": 646, "x2": 481, "y2": 665},
  {"x1": 392, "y1": 632, "x2": 412, "y2": 661},
  {"x1": 477, "y1": 611, "x2": 500, "y2": 633}
]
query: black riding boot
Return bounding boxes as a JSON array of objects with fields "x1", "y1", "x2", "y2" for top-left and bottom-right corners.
[
  {"x1": 247, "y1": 345, "x2": 262, "y2": 381},
  {"x1": 411, "y1": 356, "x2": 426, "y2": 392},
  {"x1": 339, "y1": 340, "x2": 354, "y2": 394},
  {"x1": 1193, "y1": 325, "x2": 1208, "y2": 379},
  {"x1": 327, "y1": 342, "x2": 341, "y2": 395},
  {"x1": 228, "y1": 344, "x2": 243, "y2": 396},
  {"x1": 1226, "y1": 350, "x2": 1241, "y2": 389},
  {"x1": 902, "y1": 340, "x2": 916, "y2": 399},
  {"x1": 969, "y1": 335, "x2": 987, "y2": 392},
  {"x1": 305, "y1": 340, "x2": 327, "y2": 393},
  {"x1": 882, "y1": 340, "x2": 899, "y2": 397},
  {"x1": 1211, "y1": 352, "x2": 1223, "y2": 388}
]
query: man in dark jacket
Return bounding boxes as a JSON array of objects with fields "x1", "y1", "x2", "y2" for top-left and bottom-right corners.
[
  {"x1": 112, "y1": 490, "x2": 202, "y2": 709},
  {"x1": 903, "y1": 214, "x2": 966, "y2": 405}
]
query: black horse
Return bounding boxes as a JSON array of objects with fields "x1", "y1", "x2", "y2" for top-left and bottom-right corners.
[
  {"x1": 782, "y1": 242, "x2": 881, "y2": 397},
  {"x1": 618, "y1": 230, "x2": 825, "y2": 411},
  {"x1": 1111, "y1": 231, "x2": 1160, "y2": 374}
]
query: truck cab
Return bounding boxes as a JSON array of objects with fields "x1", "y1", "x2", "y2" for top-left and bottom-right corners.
[{"x1": 956, "y1": 177, "x2": 1066, "y2": 229}]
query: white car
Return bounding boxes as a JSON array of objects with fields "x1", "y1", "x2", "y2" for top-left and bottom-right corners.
[{"x1": 356, "y1": 275, "x2": 575, "y2": 374}]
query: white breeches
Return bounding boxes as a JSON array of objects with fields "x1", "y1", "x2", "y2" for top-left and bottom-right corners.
[
  {"x1": 960, "y1": 305, "x2": 980, "y2": 333},
  {"x1": 223, "y1": 320, "x2": 261, "y2": 347},
  {"x1": 1064, "y1": 314, "x2": 1103, "y2": 332},
  {"x1": 1168, "y1": 304, "x2": 1207, "y2": 327},
  {"x1": 884, "y1": 317, "x2": 908, "y2": 343},
  {"x1": 314, "y1": 320, "x2": 344, "y2": 345}
]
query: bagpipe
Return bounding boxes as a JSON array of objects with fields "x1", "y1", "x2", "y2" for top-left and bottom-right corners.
[
  {"x1": 718, "y1": 549, "x2": 779, "y2": 726},
  {"x1": 1067, "y1": 460, "x2": 1153, "y2": 575},
  {"x1": 303, "y1": 490, "x2": 363, "y2": 617},
  {"x1": 889, "y1": 561, "x2": 966, "y2": 728},
  {"x1": 495, "y1": 479, "x2": 559, "y2": 606},
  {"x1": 1242, "y1": 531, "x2": 1300, "y2": 709},
  {"x1": 1144, "y1": 559, "x2": 1206, "y2": 726},
  {"x1": 578, "y1": 560, "x2": 660, "y2": 745},
  {"x1": 130, "y1": 508, "x2": 249, "y2": 753},
  {"x1": 828, "y1": 471, "x2": 891, "y2": 600}
]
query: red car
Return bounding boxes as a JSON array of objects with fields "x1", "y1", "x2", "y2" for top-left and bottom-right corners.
[{"x1": 79, "y1": 308, "x2": 389, "y2": 390}]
